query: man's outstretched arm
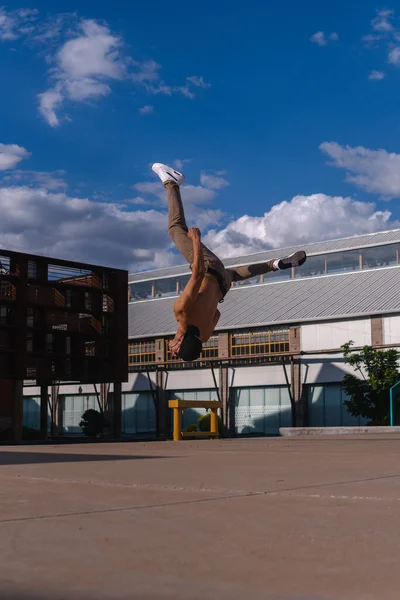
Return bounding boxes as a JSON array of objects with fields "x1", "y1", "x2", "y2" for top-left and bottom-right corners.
[{"x1": 174, "y1": 228, "x2": 204, "y2": 313}]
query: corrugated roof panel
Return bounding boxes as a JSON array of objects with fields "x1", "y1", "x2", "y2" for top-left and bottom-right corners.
[
  {"x1": 128, "y1": 266, "x2": 400, "y2": 338},
  {"x1": 128, "y1": 229, "x2": 400, "y2": 282}
]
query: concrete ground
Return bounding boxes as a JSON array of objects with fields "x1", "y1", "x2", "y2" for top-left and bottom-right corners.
[{"x1": 1, "y1": 436, "x2": 400, "y2": 600}]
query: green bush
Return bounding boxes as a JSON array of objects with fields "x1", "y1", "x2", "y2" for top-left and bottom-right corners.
[
  {"x1": 79, "y1": 409, "x2": 109, "y2": 438},
  {"x1": 186, "y1": 423, "x2": 198, "y2": 432},
  {"x1": 198, "y1": 412, "x2": 225, "y2": 437}
]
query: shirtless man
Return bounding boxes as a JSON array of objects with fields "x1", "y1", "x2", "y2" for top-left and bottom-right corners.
[{"x1": 152, "y1": 163, "x2": 307, "y2": 362}]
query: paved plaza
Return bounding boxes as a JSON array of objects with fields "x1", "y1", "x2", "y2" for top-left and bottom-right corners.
[{"x1": 1, "y1": 435, "x2": 400, "y2": 599}]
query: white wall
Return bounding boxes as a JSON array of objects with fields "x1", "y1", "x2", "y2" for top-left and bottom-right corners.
[
  {"x1": 300, "y1": 355, "x2": 360, "y2": 384},
  {"x1": 301, "y1": 318, "x2": 371, "y2": 352},
  {"x1": 166, "y1": 369, "x2": 216, "y2": 390},
  {"x1": 383, "y1": 315, "x2": 400, "y2": 346},
  {"x1": 229, "y1": 365, "x2": 286, "y2": 387}
]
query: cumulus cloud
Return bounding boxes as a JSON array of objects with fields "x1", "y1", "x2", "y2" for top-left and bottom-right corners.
[
  {"x1": 186, "y1": 75, "x2": 211, "y2": 88},
  {"x1": 38, "y1": 19, "x2": 127, "y2": 126},
  {"x1": 371, "y1": 9, "x2": 394, "y2": 32},
  {"x1": 204, "y1": 194, "x2": 399, "y2": 258},
  {"x1": 2, "y1": 169, "x2": 67, "y2": 190},
  {"x1": 388, "y1": 46, "x2": 400, "y2": 65},
  {"x1": 310, "y1": 31, "x2": 338, "y2": 46},
  {"x1": 139, "y1": 105, "x2": 154, "y2": 115},
  {"x1": 368, "y1": 70, "x2": 385, "y2": 80},
  {"x1": 174, "y1": 158, "x2": 191, "y2": 170},
  {"x1": 0, "y1": 6, "x2": 38, "y2": 41},
  {"x1": 0, "y1": 182, "x2": 172, "y2": 270},
  {"x1": 200, "y1": 171, "x2": 230, "y2": 190},
  {"x1": 134, "y1": 179, "x2": 217, "y2": 204},
  {"x1": 320, "y1": 141, "x2": 400, "y2": 198},
  {"x1": 1, "y1": 11, "x2": 211, "y2": 124},
  {"x1": 0, "y1": 143, "x2": 30, "y2": 170}
]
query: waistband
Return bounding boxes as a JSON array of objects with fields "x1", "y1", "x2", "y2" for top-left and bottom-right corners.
[{"x1": 190, "y1": 263, "x2": 227, "y2": 303}]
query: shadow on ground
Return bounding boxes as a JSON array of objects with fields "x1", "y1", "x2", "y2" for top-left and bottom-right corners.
[{"x1": 0, "y1": 452, "x2": 174, "y2": 466}]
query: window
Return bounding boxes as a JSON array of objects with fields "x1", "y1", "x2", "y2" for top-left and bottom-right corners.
[
  {"x1": 234, "y1": 275, "x2": 262, "y2": 287},
  {"x1": 154, "y1": 278, "x2": 178, "y2": 298},
  {"x1": 178, "y1": 275, "x2": 191, "y2": 294},
  {"x1": 230, "y1": 328, "x2": 289, "y2": 357},
  {"x1": 128, "y1": 340, "x2": 156, "y2": 365},
  {"x1": 165, "y1": 335, "x2": 219, "y2": 363},
  {"x1": 326, "y1": 250, "x2": 360, "y2": 274},
  {"x1": 362, "y1": 244, "x2": 398, "y2": 270},
  {"x1": 295, "y1": 255, "x2": 326, "y2": 278},
  {"x1": 129, "y1": 281, "x2": 153, "y2": 301}
]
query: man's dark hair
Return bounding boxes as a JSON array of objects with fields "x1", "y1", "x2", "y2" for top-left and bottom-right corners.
[{"x1": 178, "y1": 325, "x2": 203, "y2": 361}]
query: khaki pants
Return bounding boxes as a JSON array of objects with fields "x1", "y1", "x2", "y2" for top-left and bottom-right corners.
[{"x1": 166, "y1": 182, "x2": 276, "y2": 299}]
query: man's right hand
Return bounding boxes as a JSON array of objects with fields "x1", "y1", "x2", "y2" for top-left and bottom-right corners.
[{"x1": 188, "y1": 227, "x2": 201, "y2": 241}]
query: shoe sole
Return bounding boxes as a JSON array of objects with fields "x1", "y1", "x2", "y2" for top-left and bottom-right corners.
[
  {"x1": 278, "y1": 251, "x2": 307, "y2": 270},
  {"x1": 152, "y1": 163, "x2": 185, "y2": 185}
]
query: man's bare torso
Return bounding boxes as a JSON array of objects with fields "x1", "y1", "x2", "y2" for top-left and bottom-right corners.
[{"x1": 174, "y1": 273, "x2": 221, "y2": 342}]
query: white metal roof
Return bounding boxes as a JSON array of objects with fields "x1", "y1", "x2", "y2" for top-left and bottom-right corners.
[
  {"x1": 128, "y1": 265, "x2": 400, "y2": 339},
  {"x1": 128, "y1": 229, "x2": 400, "y2": 283}
]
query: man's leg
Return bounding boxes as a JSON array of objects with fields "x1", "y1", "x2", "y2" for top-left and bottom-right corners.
[
  {"x1": 227, "y1": 251, "x2": 307, "y2": 282},
  {"x1": 165, "y1": 181, "x2": 224, "y2": 268}
]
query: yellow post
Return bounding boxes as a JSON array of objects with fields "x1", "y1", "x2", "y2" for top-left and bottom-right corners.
[
  {"x1": 173, "y1": 407, "x2": 182, "y2": 441},
  {"x1": 210, "y1": 409, "x2": 218, "y2": 436}
]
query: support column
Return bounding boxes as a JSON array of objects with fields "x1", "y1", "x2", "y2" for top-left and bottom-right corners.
[
  {"x1": 371, "y1": 315, "x2": 383, "y2": 347},
  {"x1": 156, "y1": 370, "x2": 168, "y2": 439},
  {"x1": 289, "y1": 326, "x2": 306, "y2": 426},
  {"x1": 40, "y1": 383, "x2": 48, "y2": 439},
  {"x1": 113, "y1": 381, "x2": 122, "y2": 438},
  {"x1": 12, "y1": 380, "x2": 23, "y2": 442}
]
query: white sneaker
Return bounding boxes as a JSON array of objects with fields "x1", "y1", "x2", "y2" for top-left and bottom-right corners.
[
  {"x1": 273, "y1": 251, "x2": 307, "y2": 270},
  {"x1": 152, "y1": 163, "x2": 185, "y2": 185}
]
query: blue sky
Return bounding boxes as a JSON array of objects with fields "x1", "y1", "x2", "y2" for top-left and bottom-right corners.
[{"x1": 1, "y1": 1, "x2": 400, "y2": 271}]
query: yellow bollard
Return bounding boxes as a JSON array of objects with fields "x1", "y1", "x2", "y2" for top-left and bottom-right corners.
[
  {"x1": 210, "y1": 409, "x2": 218, "y2": 436},
  {"x1": 173, "y1": 407, "x2": 182, "y2": 441}
]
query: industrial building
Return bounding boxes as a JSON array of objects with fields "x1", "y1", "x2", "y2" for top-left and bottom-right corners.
[
  {"x1": 23, "y1": 229, "x2": 400, "y2": 438},
  {"x1": 0, "y1": 249, "x2": 128, "y2": 441}
]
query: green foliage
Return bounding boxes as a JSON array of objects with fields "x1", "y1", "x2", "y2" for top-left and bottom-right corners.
[
  {"x1": 186, "y1": 423, "x2": 198, "y2": 432},
  {"x1": 79, "y1": 409, "x2": 108, "y2": 438},
  {"x1": 198, "y1": 412, "x2": 225, "y2": 437},
  {"x1": 341, "y1": 341, "x2": 400, "y2": 425}
]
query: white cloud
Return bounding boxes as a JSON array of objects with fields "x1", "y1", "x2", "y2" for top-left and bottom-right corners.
[
  {"x1": 371, "y1": 9, "x2": 394, "y2": 32},
  {"x1": 0, "y1": 143, "x2": 30, "y2": 170},
  {"x1": 2, "y1": 169, "x2": 67, "y2": 190},
  {"x1": 186, "y1": 75, "x2": 211, "y2": 88},
  {"x1": 368, "y1": 70, "x2": 385, "y2": 80},
  {"x1": 173, "y1": 158, "x2": 191, "y2": 171},
  {"x1": 0, "y1": 181, "x2": 174, "y2": 270},
  {"x1": 310, "y1": 31, "x2": 338, "y2": 46},
  {"x1": 139, "y1": 105, "x2": 154, "y2": 115},
  {"x1": 204, "y1": 194, "x2": 399, "y2": 259},
  {"x1": 38, "y1": 86, "x2": 64, "y2": 127},
  {"x1": 38, "y1": 19, "x2": 127, "y2": 126},
  {"x1": 388, "y1": 46, "x2": 400, "y2": 65},
  {"x1": 1, "y1": 11, "x2": 210, "y2": 124},
  {"x1": 200, "y1": 171, "x2": 230, "y2": 190},
  {"x1": 0, "y1": 6, "x2": 38, "y2": 41},
  {"x1": 320, "y1": 141, "x2": 400, "y2": 198},
  {"x1": 310, "y1": 31, "x2": 326, "y2": 46}
]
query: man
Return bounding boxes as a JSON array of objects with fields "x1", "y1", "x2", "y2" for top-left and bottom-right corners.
[{"x1": 152, "y1": 163, "x2": 307, "y2": 362}]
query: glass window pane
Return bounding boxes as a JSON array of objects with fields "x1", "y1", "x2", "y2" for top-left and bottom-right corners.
[
  {"x1": 264, "y1": 268, "x2": 291, "y2": 282},
  {"x1": 326, "y1": 250, "x2": 360, "y2": 274},
  {"x1": 130, "y1": 281, "x2": 153, "y2": 301},
  {"x1": 295, "y1": 255, "x2": 326, "y2": 278},
  {"x1": 234, "y1": 276, "x2": 261, "y2": 287},
  {"x1": 178, "y1": 275, "x2": 191, "y2": 294},
  {"x1": 362, "y1": 244, "x2": 398, "y2": 269},
  {"x1": 154, "y1": 278, "x2": 178, "y2": 298}
]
